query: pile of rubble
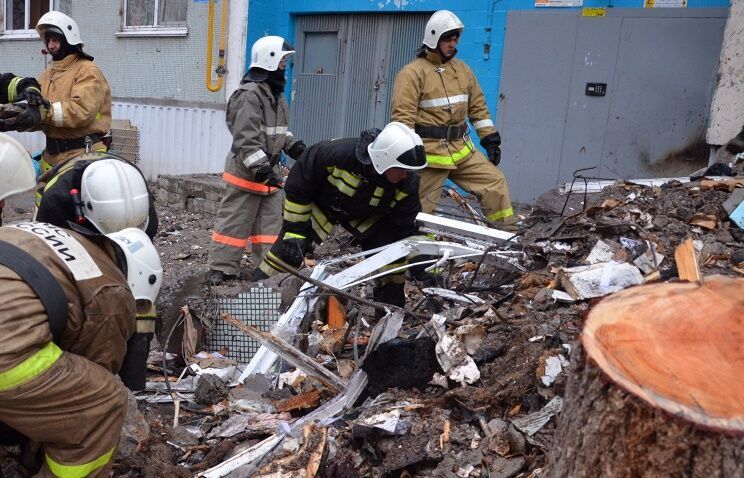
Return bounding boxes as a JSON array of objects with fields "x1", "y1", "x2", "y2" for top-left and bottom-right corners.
[{"x1": 130, "y1": 171, "x2": 742, "y2": 477}]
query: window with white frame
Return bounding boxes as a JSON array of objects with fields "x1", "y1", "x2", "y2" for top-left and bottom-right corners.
[
  {"x1": 4, "y1": 0, "x2": 53, "y2": 33},
  {"x1": 121, "y1": 0, "x2": 188, "y2": 35}
]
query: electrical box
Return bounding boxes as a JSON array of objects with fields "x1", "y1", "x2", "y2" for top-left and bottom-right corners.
[{"x1": 585, "y1": 83, "x2": 607, "y2": 97}]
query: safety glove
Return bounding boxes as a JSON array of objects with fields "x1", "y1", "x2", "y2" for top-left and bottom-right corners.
[
  {"x1": 279, "y1": 235, "x2": 309, "y2": 267},
  {"x1": 254, "y1": 164, "x2": 282, "y2": 188},
  {"x1": 286, "y1": 140, "x2": 306, "y2": 160},
  {"x1": 480, "y1": 131, "x2": 502, "y2": 166},
  {"x1": 21, "y1": 86, "x2": 45, "y2": 107},
  {"x1": 3, "y1": 104, "x2": 42, "y2": 132}
]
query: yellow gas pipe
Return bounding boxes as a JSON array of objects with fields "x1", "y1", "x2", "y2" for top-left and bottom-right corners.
[{"x1": 206, "y1": 0, "x2": 229, "y2": 92}]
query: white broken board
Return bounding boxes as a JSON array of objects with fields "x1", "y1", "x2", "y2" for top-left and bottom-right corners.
[
  {"x1": 417, "y1": 212, "x2": 518, "y2": 243},
  {"x1": 557, "y1": 262, "x2": 644, "y2": 300},
  {"x1": 510, "y1": 396, "x2": 564, "y2": 436}
]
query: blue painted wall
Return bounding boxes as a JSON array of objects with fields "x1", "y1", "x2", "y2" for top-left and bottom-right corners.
[{"x1": 247, "y1": 0, "x2": 729, "y2": 117}]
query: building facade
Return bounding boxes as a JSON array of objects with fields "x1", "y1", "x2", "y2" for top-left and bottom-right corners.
[{"x1": 1, "y1": 0, "x2": 734, "y2": 201}]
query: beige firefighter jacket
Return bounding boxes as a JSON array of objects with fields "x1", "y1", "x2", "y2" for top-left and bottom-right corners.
[
  {"x1": 38, "y1": 53, "x2": 112, "y2": 165},
  {"x1": 223, "y1": 80, "x2": 299, "y2": 195},
  {"x1": 391, "y1": 50, "x2": 497, "y2": 169},
  {"x1": 0, "y1": 222, "x2": 136, "y2": 375}
]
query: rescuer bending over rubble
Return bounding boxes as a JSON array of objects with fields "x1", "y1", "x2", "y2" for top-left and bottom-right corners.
[
  {"x1": 253, "y1": 122, "x2": 427, "y2": 307},
  {"x1": 0, "y1": 134, "x2": 163, "y2": 477}
]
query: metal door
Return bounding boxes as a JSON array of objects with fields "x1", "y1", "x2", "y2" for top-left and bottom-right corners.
[{"x1": 291, "y1": 13, "x2": 430, "y2": 145}]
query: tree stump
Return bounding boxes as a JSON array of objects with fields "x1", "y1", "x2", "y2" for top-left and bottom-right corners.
[{"x1": 548, "y1": 275, "x2": 744, "y2": 477}]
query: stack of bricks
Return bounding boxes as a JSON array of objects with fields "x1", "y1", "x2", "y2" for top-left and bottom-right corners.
[{"x1": 156, "y1": 174, "x2": 225, "y2": 215}]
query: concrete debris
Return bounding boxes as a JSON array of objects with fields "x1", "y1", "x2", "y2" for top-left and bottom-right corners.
[
  {"x1": 454, "y1": 324, "x2": 487, "y2": 355},
  {"x1": 585, "y1": 239, "x2": 617, "y2": 264},
  {"x1": 352, "y1": 409, "x2": 411, "y2": 438},
  {"x1": 557, "y1": 262, "x2": 645, "y2": 300},
  {"x1": 116, "y1": 390, "x2": 150, "y2": 462},
  {"x1": 194, "y1": 374, "x2": 229, "y2": 405},
  {"x1": 537, "y1": 354, "x2": 570, "y2": 387}
]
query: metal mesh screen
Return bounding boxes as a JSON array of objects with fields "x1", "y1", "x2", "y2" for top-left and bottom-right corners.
[{"x1": 208, "y1": 284, "x2": 282, "y2": 363}]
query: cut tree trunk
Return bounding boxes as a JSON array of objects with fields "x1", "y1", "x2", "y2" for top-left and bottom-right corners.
[{"x1": 548, "y1": 275, "x2": 744, "y2": 478}]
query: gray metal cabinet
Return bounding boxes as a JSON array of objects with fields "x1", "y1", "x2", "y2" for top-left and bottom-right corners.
[{"x1": 498, "y1": 8, "x2": 727, "y2": 203}]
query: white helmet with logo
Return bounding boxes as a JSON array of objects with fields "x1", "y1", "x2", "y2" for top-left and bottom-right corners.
[
  {"x1": 80, "y1": 158, "x2": 150, "y2": 234},
  {"x1": 367, "y1": 122, "x2": 426, "y2": 174},
  {"x1": 36, "y1": 11, "x2": 83, "y2": 46},
  {"x1": 422, "y1": 10, "x2": 464, "y2": 49},
  {"x1": 107, "y1": 228, "x2": 162, "y2": 311},
  {"x1": 0, "y1": 133, "x2": 36, "y2": 202},
  {"x1": 249, "y1": 36, "x2": 295, "y2": 71}
]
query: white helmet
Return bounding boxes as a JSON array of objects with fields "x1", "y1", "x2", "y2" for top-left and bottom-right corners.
[
  {"x1": 367, "y1": 122, "x2": 426, "y2": 174},
  {"x1": 36, "y1": 11, "x2": 83, "y2": 46},
  {"x1": 107, "y1": 228, "x2": 162, "y2": 311},
  {"x1": 0, "y1": 133, "x2": 36, "y2": 202},
  {"x1": 249, "y1": 36, "x2": 295, "y2": 71},
  {"x1": 80, "y1": 158, "x2": 150, "y2": 234},
  {"x1": 423, "y1": 10, "x2": 464, "y2": 49}
]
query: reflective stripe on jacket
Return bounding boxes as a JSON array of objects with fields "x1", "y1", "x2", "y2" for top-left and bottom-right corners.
[
  {"x1": 0, "y1": 224, "x2": 136, "y2": 376},
  {"x1": 223, "y1": 80, "x2": 299, "y2": 195},
  {"x1": 391, "y1": 50, "x2": 496, "y2": 169},
  {"x1": 0, "y1": 72, "x2": 40, "y2": 103}
]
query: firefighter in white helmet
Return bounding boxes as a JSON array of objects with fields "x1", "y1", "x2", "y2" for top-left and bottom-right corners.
[
  {"x1": 35, "y1": 11, "x2": 112, "y2": 172},
  {"x1": 208, "y1": 36, "x2": 305, "y2": 285},
  {"x1": 208, "y1": 35, "x2": 307, "y2": 285},
  {"x1": 0, "y1": 134, "x2": 162, "y2": 477},
  {"x1": 35, "y1": 152, "x2": 158, "y2": 239},
  {"x1": 254, "y1": 122, "x2": 426, "y2": 307},
  {"x1": 34, "y1": 152, "x2": 159, "y2": 392},
  {"x1": 391, "y1": 10, "x2": 514, "y2": 225}
]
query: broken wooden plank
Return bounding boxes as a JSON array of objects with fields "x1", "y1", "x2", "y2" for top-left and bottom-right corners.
[
  {"x1": 690, "y1": 213, "x2": 718, "y2": 231},
  {"x1": 674, "y1": 238, "x2": 701, "y2": 284},
  {"x1": 327, "y1": 296, "x2": 346, "y2": 329},
  {"x1": 221, "y1": 314, "x2": 346, "y2": 392},
  {"x1": 700, "y1": 178, "x2": 744, "y2": 191}
]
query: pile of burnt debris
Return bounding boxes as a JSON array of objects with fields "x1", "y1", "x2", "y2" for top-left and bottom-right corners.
[{"x1": 128, "y1": 167, "x2": 743, "y2": 477}]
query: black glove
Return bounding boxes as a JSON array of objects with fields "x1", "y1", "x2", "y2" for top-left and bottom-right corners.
[
  {"x1": 279, "y1": 237, "x2": 309, "y2": 267},
  {"x1": 286, "y1": 141, "x2": 306, "y2": 160},
  {"x1": 480, "y1": 131, "x2": 502, "y2": 166},
  {"x1": 254, "y1": 164, "x2": 282, "y2": 188},
  {"x1": 21, "y1": 87, "x2": 44, "y2": 106},
  {"x1": 3, "y1": 104, "x2": 42, "y2": 132}
]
